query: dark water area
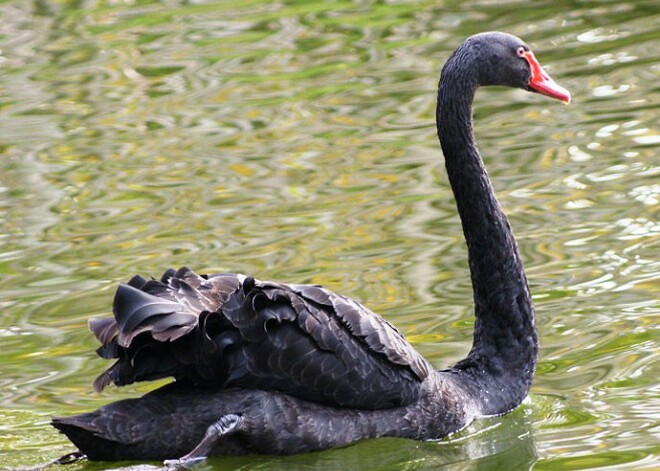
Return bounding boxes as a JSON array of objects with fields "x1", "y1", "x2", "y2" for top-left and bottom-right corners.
[{"x1": 1, "y1": 0, "x2": 659, "y2": 469}]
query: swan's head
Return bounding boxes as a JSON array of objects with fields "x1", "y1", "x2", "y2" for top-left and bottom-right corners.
[{"x1": 455, "y1": 32, "x2": 571, "y2": 104}]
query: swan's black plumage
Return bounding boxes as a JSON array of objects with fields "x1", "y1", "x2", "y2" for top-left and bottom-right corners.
[
  {"x1": 52, "y1": 32, "x2": 569, "y2": 463},
  {"x1": 90, "y1": 267, "x2": 431, "y2": 410}
]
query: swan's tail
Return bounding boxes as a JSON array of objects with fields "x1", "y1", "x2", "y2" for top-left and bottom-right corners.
[
  {"x1": 51, "y1": 415, "x2": 116, "y2": 461},
  {"x1": 51, "y1": 389, "x2": 222, "y2": 461}
]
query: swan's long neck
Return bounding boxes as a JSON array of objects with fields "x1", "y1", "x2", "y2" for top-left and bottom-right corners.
[{"x1": 436, "y1": 57, "x2": 538, "y2": 416}]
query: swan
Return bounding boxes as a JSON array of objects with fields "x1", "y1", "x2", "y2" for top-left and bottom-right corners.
[{"x1": 52, "y1": 31, "x2": 570, "y2": 466}]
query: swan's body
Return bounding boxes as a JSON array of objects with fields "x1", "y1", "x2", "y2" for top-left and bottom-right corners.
[{"x1": 52, "y1": 32, "x2": 569, "y2": 464}]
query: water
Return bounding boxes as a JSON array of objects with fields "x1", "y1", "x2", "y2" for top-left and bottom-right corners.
[{"x1": 1, "y1": 0, "x2": 659, "y2": 469}]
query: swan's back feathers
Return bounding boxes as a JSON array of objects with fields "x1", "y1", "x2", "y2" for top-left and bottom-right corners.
[{"x1": 91, "y1": 267, "x2": 431, "y2": 409}]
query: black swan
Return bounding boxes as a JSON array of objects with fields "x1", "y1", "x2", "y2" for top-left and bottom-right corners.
[{"x1": 51, "y1": 32, "x2": 570, "y2": 466}]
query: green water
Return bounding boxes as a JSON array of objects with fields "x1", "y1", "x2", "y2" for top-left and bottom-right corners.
[{"x1": 1, "y1": 0, "x2": 659, "y2": 469}]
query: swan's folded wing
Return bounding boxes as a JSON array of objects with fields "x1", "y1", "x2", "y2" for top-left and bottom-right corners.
[
  {"x1": 90, "y1": 267, "x2": 432, "y2": 409},
  {"x1": 293, "y1": 284, "x2": 431, "y2": 382}
]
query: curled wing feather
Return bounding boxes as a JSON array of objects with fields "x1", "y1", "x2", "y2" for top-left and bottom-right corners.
[{"x1": 91, "y1": 267, "x2": 431, "y2": 409}]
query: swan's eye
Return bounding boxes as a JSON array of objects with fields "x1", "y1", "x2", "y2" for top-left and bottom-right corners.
[{"x1": 516, "y1": 47, "x2": 526, "y2": 58}]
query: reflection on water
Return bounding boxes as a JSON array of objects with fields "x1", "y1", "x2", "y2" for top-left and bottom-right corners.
[{"x1": 1, "y1": 0, "x2": 659, "y2": 469}]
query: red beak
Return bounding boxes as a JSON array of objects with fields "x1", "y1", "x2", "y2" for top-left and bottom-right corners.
[{"x1": 523, "y1": 51, "x2": 571, "y2": 104}]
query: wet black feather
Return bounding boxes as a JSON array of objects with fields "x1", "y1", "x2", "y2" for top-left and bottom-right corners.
[{"x1": 90, "y1": 267, "x2": 430, "y2": 409}]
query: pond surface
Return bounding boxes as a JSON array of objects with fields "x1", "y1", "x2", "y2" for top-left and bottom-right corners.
[{"x1": 1, "y1": 0, "x2": 659, "y2": 469}]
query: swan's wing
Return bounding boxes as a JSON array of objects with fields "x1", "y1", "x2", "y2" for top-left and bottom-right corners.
[{"x1": 90, "y1": 267, "x2": 432, "y2": 409}]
